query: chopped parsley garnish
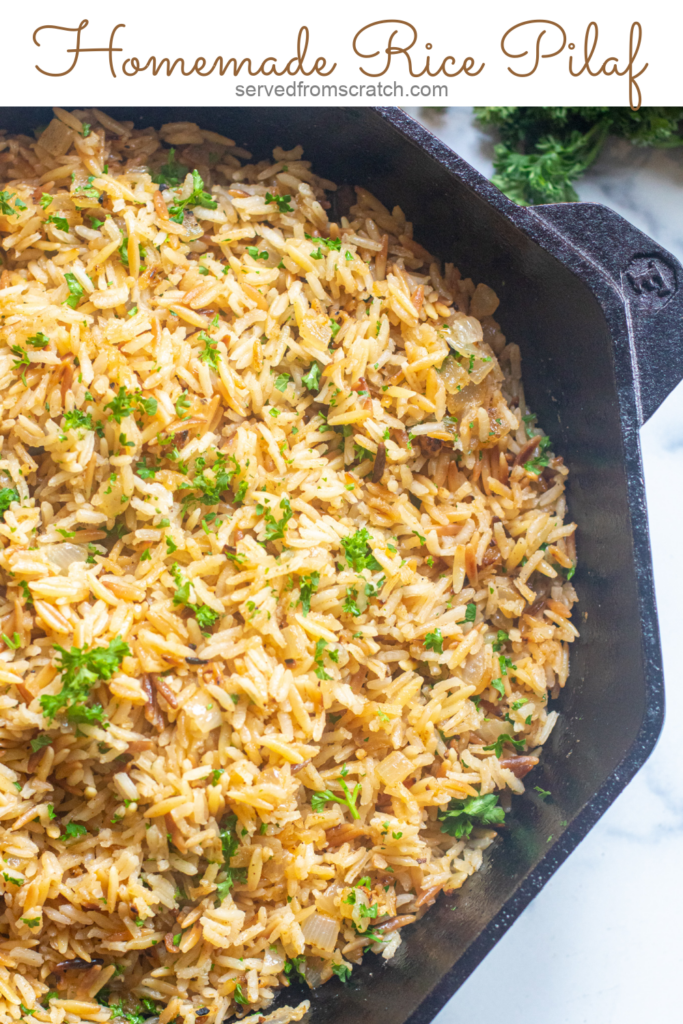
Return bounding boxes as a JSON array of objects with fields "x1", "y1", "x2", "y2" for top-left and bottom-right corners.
[
  {"x1": 46, "y1": 213, "x2": 69, "y2": 232},
  {"x1": 170, "y1": 563, "x2": 191, "y2": 606},
  {"x1": 194, "y1": 605, "x2": 220, "y2": 633},
  {"x1": 167, "y1": 169, "x2": 217, "y2": 224},
  {"x1": 105, "y1": 386, "x2": 157, "y2": 422},
  {"x1": 331, "y1": 963, "x2": 352, "y2": 982},
  {"x1": 26, "y1": 332, "x2": 49, "y2": 348},
  {"x1": 152, "y1": 147, "x2": 188, "y2": 187},
  {"x1": 30, "y1": 733, "x2": 52, "y2": 753},
  {"x1": 73, "y1": 175, "x2": 100, "y2": 200},
  {"x1": 341, "y1": 527, "x2": 381, "y2": 573},
  {"x1": 265, "y1": 191, "x2": 293, "y2": 213},
  {"x1": 169, "y1": 564, "x2": 220, "y2": 634},
  {"x1": 179, "y1": 451, "x2": 241, "y2": 509},
  {"x1": 63, "y1": 273, "x2": 84, "y2": 309},
  {"x1": 10, "y1": 345, "x2": 29, "y2": 369},
  {"x1": 492, "y1": 629, "x2": 509, "y2": 652},
  {"x1": 136, "y1": 459, "x2": 158, "y2": 481},
  {"x1": 263, "y1": 497, "x2": 293, "y2": 543},
  {"x1": 246, "y1": 246, "x2": 268, "y2": 261},
  {"x1": 2, "y1": 872, "x2": 24, "y2": 886},
  {"x1": 274, "y1": 373, "x2": 291, "y2": 392},
  {"x1": 63, "y1": 822, "x2": 87, "y2": 840},
  {"x1": 524, "y1": 435, "x2": 552, "y2": 475},
  {"x1": 490, "y1": 678, "x2": 505, "y2": 699},
  {"x1": 310, "y1": 765, "x2": 361, "y2": 820},
  {"x1": 233, "y1": 983, "x2": 249, "y2": 1006},
  {"x1": 458, "y1": 602, "x2": 477, "y2": 624},
  {"x1": 302, "y1": 362, "x2": 321, "y2": 392},
  {"x1": 0, "y1": 190, "x2": 26, "y2": 217},
  {"x1": 197, "y1": 331, "x2": 220, "y2": 371},
  {"x1": 39, "y1": 193, "x2": 53, "y2": 209},
  {"x1": 299, "y1": 571, "x2": 320, "y2": 617},
  {"x1": 312, "y1": 637, "x2": 332, "y2": 680},
  {"x1": 342, "y1": 587, "x2": 361, "y2": 617},
  {"x1": 438, "y1": 794, "x2": 505, "y2": 838},
  {"x1": 175, "y1": 391, "x2": 191, "y2": 419},
  {"x1": 534, "y1": 786, "x2": 552, "y2": 800},
  {"x1": 63, "y1": 409, "x2": 94, "y2": 432},
  {"x1": 0, "y1": 488, "x2": 19, "y2": 515},
  {"x1": 423, "y1": 628, "x2": 443, "y2": 654},
  {"x1": 213, "y1": 813, "x2": 247, "y2": 904},
  {"x1": 118, "y1": 237, "x2": 146, "y2": 267},
  {"x1": 39, "y1": 635, "x2": 130, "y2": 724},
  {"x1": 483, "y1": 733, "x2": 526, "y2": 758}
]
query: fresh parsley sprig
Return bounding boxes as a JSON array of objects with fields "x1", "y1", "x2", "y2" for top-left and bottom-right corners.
[
  {"x1": 438, "y1": 793, "x2": 505, "y2": 838},
  {"x1": 40, "y1": 636, "x2": 130, "y2": 724},
  {"x1": 474, "y1": 107, "x2": 683, "y2": 206},
  {"x1": 310, "y1": 764, "x2": 361, "y2": 820}
]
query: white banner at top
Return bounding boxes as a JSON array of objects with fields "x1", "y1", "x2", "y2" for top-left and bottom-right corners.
[{"x1": 0, "y1": 1, "x2": 680, "y2": 109}]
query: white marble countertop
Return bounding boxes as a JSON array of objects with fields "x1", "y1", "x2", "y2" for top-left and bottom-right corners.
[{"x1": 404, "y1": 107, "x2": 683, "y2": 1024}]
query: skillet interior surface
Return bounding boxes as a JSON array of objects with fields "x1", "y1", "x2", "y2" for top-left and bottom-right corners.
[{"x1": 0, "y1": 106, "x2": 664, "y2": 1024}]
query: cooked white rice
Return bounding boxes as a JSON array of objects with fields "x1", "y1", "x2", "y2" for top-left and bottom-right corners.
[{"x1": 0, "y1": 108, "x2": 578, "y2": 1024}]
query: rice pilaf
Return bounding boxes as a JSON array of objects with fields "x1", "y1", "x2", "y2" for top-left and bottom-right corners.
[{"x1": 0, "y1": 108, "x2": 579, "y2": 1024}]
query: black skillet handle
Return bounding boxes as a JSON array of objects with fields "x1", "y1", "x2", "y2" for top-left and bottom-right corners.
[{"x1": 526, "y1": 202, "x2": 683, "y2": 426}]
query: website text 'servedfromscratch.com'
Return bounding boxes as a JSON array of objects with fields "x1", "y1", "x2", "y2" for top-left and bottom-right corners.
[{"x1": 234, "y1": 81, "x2": 448, "y2": 98}]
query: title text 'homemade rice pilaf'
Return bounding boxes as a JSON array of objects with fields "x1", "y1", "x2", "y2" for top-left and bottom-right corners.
[{"x1": 0, "y1": 109, "x2": 579, "y2": 1024}]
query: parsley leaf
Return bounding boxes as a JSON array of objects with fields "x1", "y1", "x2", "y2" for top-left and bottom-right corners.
[
  {"x1": 483, "y1": 733, "x2": 526, "y2": 758},
  {"x1": 105, "y1": 386, "x2": 157, "y2": 423},
  {"x1": 309, "y1": 769, "x2": 361, "y2": 820},
  {"x1": 194, "y1": 605, "x2": 220, "y2": 633},
  {"x1": 152, "y1": 148, "x2": 188, "y2": 187},
  {"x1": 299, "y1": 571, "x2": 320, "y2": 617},
  {"x1": 197, "y1": 331, "x2": 220, "y2": 371},
  {"x1": 26, "y1": 332, "x2": 49, "y2": 348},
  {"x1": 39, "y1": 635, "x2": 130, "y2": 723},
  {"x1": 63, "y1": 272, "x2": 84, "y2": 309},
  {"x1": 265, "y1": 191, "x2": 293, "y2": 213},
  {"x1": 342, "y1": 586, "x2": 361, "y2": 617},
  {"x1": 166, "y1": 169, "x2": 217, "y2": 224},
  {"x1": 2, "y1": 872, "x2": 24, "y2": 886},
  {"x1": 331, "y1": 963, "x2": 352, "y2": 982},
  {"x1": 0, "y1": 190, "x2": 25, "y2": 217},
  {"x1": 136, "y1": 459, "x2": 158, "y2": 481},
  {"x1": 438, "y1": 794, "x2": 505, "y2": 838},
  {"x1": 63, "y1": 409, "x2": 94, "y2": 432},
  {"x1": 423, "y1": 628, "x2": 443, "y2": 654},
  {"x1": 0, "y1": 488, "x2": 19, "y2": 515},
  {"x1": 302, "y1": 362, "x2": 321, "y2": 392},
  {"x1": 341, "y1": 527, "x2": 381, "y2": 573},
  {"x1": 175, "y1": 391, "x2": 191, "y2": 419},
  {"x1": 118, "y1": 236, "x2": 146, "y2": 268},
  {"x1": 263, "y1": 497, "x2": 293, "y2": 543},
  {"x1": 63, "y1": 822, "x2": 87, "y2": 840},
  {"x1": 30, "y1": 733, "x2": 52, "y2": 753},
  {"x1": 274, "y1": 373, "x2": 291, "y2": 392},
  {"x1": 492, "y1": 629, "x2": 509, "y2": 652},
  {"x1": 47, "y1": 213, "x2": 69, "y2": 232}
]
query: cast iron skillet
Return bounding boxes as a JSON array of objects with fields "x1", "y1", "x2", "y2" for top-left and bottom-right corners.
[{"x1": 2, "y1": 106, "x2": 679, "y2": 1023}]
